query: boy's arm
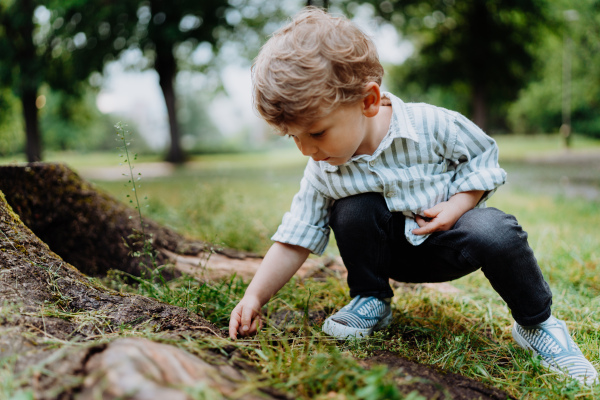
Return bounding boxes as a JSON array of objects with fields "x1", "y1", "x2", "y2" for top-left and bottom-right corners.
[
  {"x1": 229, "y1": 241, "x2": 310, "y2": 339},
  {"x1": 446, "y1": 113, "x2": 506, "y2": 204},
  {"x1": 412, "y1": 190, "x2": 484, "y2": 235}
]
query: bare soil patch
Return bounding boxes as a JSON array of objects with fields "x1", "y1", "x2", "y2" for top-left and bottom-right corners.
[{"x1": 361, "y1": 350, "x2": 514, "y2": 400}]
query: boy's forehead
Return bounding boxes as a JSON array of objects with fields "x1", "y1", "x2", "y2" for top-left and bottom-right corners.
[
  {"x1": 285, "y1": 122, "x2": 313, "y2": 136},
  {"x1": 286, "y1": 115, "x2": 327, "y2": 136},
  {"x1": 283, "y1": 101, "x2": 357, "y2": 135}
]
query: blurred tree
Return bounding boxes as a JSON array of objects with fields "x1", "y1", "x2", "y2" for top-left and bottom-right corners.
[
  {"x1": 51, "y1": 0, "x2": 240, "y2": 164},
  {"x1": 0, "y1": 0, "x2": 47, "y2": 161},
  {"x1": 307, "y1": 0, "x2": 329, "y2": 7},
  {"x1": 354, "y1": 0, "x2": 549, "y2": 132},
  {"x1": 508, "y1": 0, "x2": 600, "y2": 139},
  {"x1": 40, "y1": 87, "x2": 117, "y2": 152},
  {"x1": 0, "y1": 88, "x2": 24, "y2": 157},
  {"x1": 0, "y1": 0, "x2": 110, "y2": 160},
  {"x1": 177, "y1": 84, "x2": 222, "y2": 154},
  {"x1": 1, "y1": 0, "x2": 281, "y2": 163}
]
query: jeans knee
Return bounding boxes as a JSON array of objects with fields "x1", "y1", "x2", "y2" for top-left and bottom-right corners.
[
  {"x1": 458, "y1": 208, "x2": 529, "y2": 256},
  {"x1": 330, "y1": 193, "x2": 389, "y2": 234}
]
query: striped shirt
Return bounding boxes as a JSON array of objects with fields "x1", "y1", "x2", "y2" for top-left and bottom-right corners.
[{"x1": 272, "y1": 92, "x2": 507, "y2": 255}]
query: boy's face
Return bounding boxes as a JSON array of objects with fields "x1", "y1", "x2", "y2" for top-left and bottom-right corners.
[{"x1": 286, "y1": 101, "x2": 376, "y2": 166}]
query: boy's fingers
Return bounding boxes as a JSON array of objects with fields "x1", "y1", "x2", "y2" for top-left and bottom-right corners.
[
  {"x1": 229, "y1": 308, "x2": 241, "y2": 339},
  {"x1": 412, "y1": 226, "x2": 428, "y2": 235},
  {"x1": 423, "y1": 204, "x2": 443, "y2": 218},
  {"x1": 229, "y1": 324, "x2": 238, "y2": 339},
  {"x1": 240, "y1": 307, "x2": 257, "y2": 334},
  {"x1": 229, "y1": 317, "x2": 239, "y2": 339},
  {"x1": 415, "y1": 215, "x2": 427, "y2": 228},
  {"x1": 413, "y1": 219, "x2": 442, "y2": 235}
]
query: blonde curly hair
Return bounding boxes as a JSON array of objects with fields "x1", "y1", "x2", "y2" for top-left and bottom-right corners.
[{"x1": 252, "y1": 7, "x2": 384, "y2": 134}]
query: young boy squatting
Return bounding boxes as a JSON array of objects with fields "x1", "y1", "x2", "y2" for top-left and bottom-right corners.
[{"x1": 228, "y1": 7, "x2": 597, "y2": 385}]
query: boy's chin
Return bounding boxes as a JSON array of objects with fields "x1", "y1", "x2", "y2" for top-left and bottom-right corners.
[
  {"x1": 316, "y1": 157, "x2": 346, "y2": 166},
  {"x1": 326, "y1": 158, "x2": 350, "y2": 166}
]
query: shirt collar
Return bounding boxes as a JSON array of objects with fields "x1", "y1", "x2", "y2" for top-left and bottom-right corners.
[
  {"x1": 384, "y1": 92, "x2": 419, "y2": 143},
  {"x1": 320, "y1": 92, "x2": 419, "y2": 173}
]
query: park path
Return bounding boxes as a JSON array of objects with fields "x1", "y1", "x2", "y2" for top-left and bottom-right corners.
[
  {"x1": 78, "y1": 161, "x2": 176, "y2": 181},
  {"x1": 77, "y1": 148, "x2": 600, "y2": 200},
  {"x1": 505, "y1": 148, "x2": 600, "y2": 200}
]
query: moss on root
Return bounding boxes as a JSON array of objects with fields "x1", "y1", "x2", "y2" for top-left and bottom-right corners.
[{"x1": 0, "y1": 163, "x2": 209, "y2": 278}]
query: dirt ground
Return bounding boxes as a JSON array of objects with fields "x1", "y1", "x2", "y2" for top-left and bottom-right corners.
[{"x1": 362, "y1": 351, "x2": 514, "y2": 400}]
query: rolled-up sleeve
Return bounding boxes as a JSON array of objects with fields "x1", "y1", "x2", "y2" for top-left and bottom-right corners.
[
  {"x1": 271, "y1": 176, "x2": 334, "y2": 255},
  {"x1": 447, "y1": 114, "x2": 507, "y2": 203}
]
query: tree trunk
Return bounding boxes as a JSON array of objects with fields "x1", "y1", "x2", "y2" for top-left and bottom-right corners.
[
  {"x1": 155, "y1": 47, "x2": 186, "y2": 164},
  {"x1": 21, "y1": 87, "x2": 42, "y2": 162},
  {"x1": 306, "y1": 0, "x2": 329, "y2": 7},
  {"x1": 471, "y1": 83, "x2": 488, "y2": 132},
  {"x1": 468, "y1": 1, "x2": 489, "y2": 132},
  {"x1": 7, "y1": 0, "x2": 43, "y2": 162}
]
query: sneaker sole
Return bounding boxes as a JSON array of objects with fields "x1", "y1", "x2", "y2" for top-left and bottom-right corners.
[
  {"x1": 512, "y1": 324, "x2": 598, "y2": 386},
  {"x1": 322, "y1": 312, "x2": 392, "y2": 339}
]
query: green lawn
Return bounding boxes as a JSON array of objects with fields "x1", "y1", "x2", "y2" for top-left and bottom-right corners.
[
  {"x1": 3, "y1": 134, "x2": 600, "y2": 399},
  {"x1": 494, "y1": 133, "x2": 600, "y2": 161}
]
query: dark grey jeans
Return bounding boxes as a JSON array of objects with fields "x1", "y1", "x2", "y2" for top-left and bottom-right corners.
[{"x1": 329, "y1": 192, "x2": 553, "y2": 326}]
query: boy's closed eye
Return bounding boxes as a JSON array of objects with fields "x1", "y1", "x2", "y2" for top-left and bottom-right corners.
[{"x1": 310, "y1": 131, "x2": 325, "y2": 138}]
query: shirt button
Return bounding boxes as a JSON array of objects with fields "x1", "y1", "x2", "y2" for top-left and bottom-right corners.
[
  {"x1": 369, "y1": 160, "x2": 376, "y2": 167},
  {"x1": 386, "y1": 191, "x2": 396, "y2": 198}
]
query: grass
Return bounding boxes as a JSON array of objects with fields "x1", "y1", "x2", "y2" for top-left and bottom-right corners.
[
  {"x1": 3, "y1": 133, "x2": 600, "y2": 399},
  {"x1": 494, "y1": 133, "x2": 600, "y2": 161},
  {"x1": 86, "y1": 146, "x2": 311, "y2": 255}
]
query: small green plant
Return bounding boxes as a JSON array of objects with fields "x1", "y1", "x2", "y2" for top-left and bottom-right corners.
[
  {"x1": 114, "y1": 122, "x2": 160, "y2": 278},
  {"x1": 115, "y1": 123, "x2": 145, "y2": 234},
  {"x1": 111, "y1": 123, "x2": 230, "y2": 322}
]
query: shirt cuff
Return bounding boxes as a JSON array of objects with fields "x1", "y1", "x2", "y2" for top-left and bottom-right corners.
[
  {"x1": 271, "y1": 212, "x2": 330, "y2": 255},
  {"x1": 404, "y1": 217, "x2": 430, "y2": 246},
  {"x1": 449, "y1": 168, "x2": 506, "y2": 198}
]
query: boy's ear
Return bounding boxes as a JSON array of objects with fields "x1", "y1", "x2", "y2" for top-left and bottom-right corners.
[{"x1": 362, "y1": 82, "x2": 381, "y2": 118}]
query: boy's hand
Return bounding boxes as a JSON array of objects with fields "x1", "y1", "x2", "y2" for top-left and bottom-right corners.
[
  {"x1": 412, "y1": 190, "x2": 484, "y2": 235},
  {"x1": 412, "y1": 202, "x2": 463, "y2": 235},
  {"x1": 229, "y1": 295, "x2": 262, "y2": 339},
  {"x1": 227, "y1": 242, "x2": 311, "y2": 340}
]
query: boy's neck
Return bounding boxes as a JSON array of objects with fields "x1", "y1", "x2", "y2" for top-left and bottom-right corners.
[{"x1": 357, "y1": 103, "x2": 393, "y2": 156}]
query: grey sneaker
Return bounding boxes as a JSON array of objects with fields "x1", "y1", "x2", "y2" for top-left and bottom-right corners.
[
  {"x1": 512, "y1": 316, "x2": 598, "y2": 385},
  {"x1": 322, "y1": 295, "x2": 392, "y2": 339}
]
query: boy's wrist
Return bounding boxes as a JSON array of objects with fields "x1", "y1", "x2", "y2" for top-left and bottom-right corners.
[
  {"x1": 241, "y1": 291, "x2": 268, "y2": 310},
  {"x1": 449, "y1": 190, "x2": 484, "y2": 212}
]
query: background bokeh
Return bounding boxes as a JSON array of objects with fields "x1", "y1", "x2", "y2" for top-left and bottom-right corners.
[{"x1": 1, "y1": 0, "x2": 599, "y2": 162}]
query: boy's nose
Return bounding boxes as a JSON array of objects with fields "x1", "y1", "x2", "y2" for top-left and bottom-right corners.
[{"x1": 297, "y1": 140, "x2": 317, "y2": 156}]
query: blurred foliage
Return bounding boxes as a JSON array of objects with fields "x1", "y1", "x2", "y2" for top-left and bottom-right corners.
[
  {"x1": 0, "y1": 88, "x2": 23, "y2": 156},
  {"x1": 507, "y1": 0, "x2": 600, "y2": 137},
  {"x1": 2, "y1": 0, "x2": 600, "y2": 157},
  {"x1": 353, "y1": 0, "x2": 550, "y2": 132},
  {"x1": 39, "y1": 86, "x2": 119, "y2": 152},
  {"x1": 39, "y1": 0, "x2": 240, "y2": 163},
  {"x1": 0, "y1": 0, "x2": 294, "y2": 160},
  {"x1": 0, "y1": 0, "x2": 58, "y2": 160},
  {"x1": 47, "y1": 0, "x2": 296, "y2": 162},
  {"x1": 176, "y1": 85, "x2": 225, "y2": 154}
]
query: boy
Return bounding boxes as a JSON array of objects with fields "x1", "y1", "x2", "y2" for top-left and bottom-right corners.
[{"x1": 228, "y1": 7, "x2": 597, "y2": 385}]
